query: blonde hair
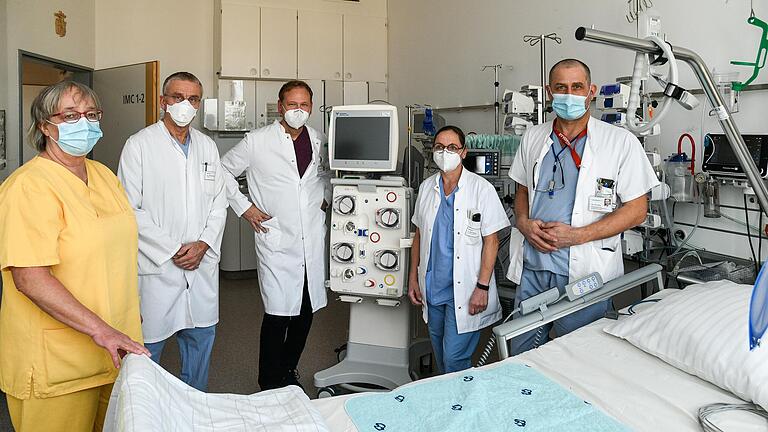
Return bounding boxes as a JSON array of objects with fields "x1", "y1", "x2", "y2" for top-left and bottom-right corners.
[{"x1": 27, "y1": 81, "x2": 102, "y2": 152}]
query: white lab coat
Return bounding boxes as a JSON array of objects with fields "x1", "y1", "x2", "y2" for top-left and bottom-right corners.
[
  {"x1": 507, "y1": 116, "x2": 660, "y2": 285},
  {"x1": 118, "y1": 121, "x2": 228, "y2": 343},
  {"x1": 412, "y1": 169, "x2": 511, "y2": 334},
  {"x1": 221, "y1": 120, "x2": 331, "y2": 316}
]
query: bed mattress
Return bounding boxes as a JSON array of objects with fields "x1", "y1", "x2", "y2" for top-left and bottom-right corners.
[{"x1": 312, "y1": 291, "x2": 768, "y2": 431}]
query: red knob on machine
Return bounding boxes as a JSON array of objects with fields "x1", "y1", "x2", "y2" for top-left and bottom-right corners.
[
  {"x1": 364, "y1": 279, "x2": 376, "y2": 288},
  {"x1": 370, "y1": 232, "x2": 381, "y2": 243},
  {"x1": 386, "y1": 192, "x2": 397, "y2": 203}
]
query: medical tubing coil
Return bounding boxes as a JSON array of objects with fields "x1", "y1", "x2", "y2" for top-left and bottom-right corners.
[{"x1": 626, "y1": 35, "x2": 677, "y2": 135}]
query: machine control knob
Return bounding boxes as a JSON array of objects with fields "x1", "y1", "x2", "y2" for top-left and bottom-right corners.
[
  {"x1": 375, "y1": 249, "x2": 399, "y2": 271},
  {"x1": 343, "y1": 268, "x2": 355, "y2": 281},
  {"x1": 376, "y1": 208, "x2": 401, "y2": 229},
  {"x1": 356, "y1": 266, "x2": 368, "y2": 275},
  {"x1": 333, "y1": 195, "x2": 356, "y2": 215},
  {"x1": 364, "y1": 279, "x2": 376, "y2": 288},
  {"x1": 332, "y1": 242, "x2": 355, "y2": 263}
]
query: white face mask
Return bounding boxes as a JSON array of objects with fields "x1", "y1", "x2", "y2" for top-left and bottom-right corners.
[
  {"x1": 166, "y1": 99, "x2": 197, "y2": 127},
  {"x1": 283, "y1": 108, "x2": 310, "y2": 129},
  {"x1": 433, "y1": 150, "x2": 462, "y2": 172}
]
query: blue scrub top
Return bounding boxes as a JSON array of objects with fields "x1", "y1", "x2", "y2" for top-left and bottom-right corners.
[
  {"x1": 524, "y1": 131, "x2": 586, "y2": 276},
  {"x1": 174, "y1": 132, "x2": 192, "y2": 157},
  {"x1": 426, "y1": 178, "x2": 459, "y2": 306}
]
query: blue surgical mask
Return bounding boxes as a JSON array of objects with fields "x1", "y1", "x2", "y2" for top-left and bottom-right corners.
[
  {"x1": 551, "y1": 93, "x2": 590, "y2": 121},
  {"x1": 47, "y1": 117, "x2": 103, "y2": 156}
]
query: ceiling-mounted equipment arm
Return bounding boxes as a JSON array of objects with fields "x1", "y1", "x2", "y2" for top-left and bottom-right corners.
[{"x1": 575, "y1": 26, "x2": 768, "y2": 217}]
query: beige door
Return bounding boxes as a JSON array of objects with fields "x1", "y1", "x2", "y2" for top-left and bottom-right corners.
[{"x1": 92, "y1": 61, "x2": 158, "y2": 173}]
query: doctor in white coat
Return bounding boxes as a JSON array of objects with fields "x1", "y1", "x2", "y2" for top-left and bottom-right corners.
[
  {"x1": 409, "y1": 126, "x2": 510, "y2": 373},
  {"x1": 220, "y1": 80, "x2": 331, "y2": 390},
  {"x1": 118, "y1": 72, "x2": 227, "y2": 391},
  {"x1": 507, "y1": 59, "x2": 659, "y2": 355}
]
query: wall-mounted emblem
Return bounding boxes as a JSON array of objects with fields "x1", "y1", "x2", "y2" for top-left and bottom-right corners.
[{"x1": 54, "y1": 11, "x2": 67, "y2": 37}]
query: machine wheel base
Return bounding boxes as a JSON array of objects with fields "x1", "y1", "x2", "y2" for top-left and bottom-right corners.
[{"x1": 317, "y1": 386, "x2": 338, "y2": 399}]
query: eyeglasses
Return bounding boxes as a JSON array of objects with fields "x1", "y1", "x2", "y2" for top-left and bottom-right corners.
[
  {"x1": 164, "y1": 94, "x2": 201, "y2": 105},
  {"x1": 50, "y1": 110, "x2": 103, "y2": 123},
  {"x1": 533, "y1": 147, "x2": 568, "y2": 198},
  {"x1": 433, "y1": 144, "x2": 464, "y2": 153}
]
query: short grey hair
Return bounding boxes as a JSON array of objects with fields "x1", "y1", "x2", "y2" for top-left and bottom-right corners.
[
  {"x1": 27, "y1": 81, "x2": 102, "y2": 152},
  {"x1": 162, "y1": 71, "x2": 203, "y2": 96}
]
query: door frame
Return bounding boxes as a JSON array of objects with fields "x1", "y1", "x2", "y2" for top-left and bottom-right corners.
[{"x1": 18, "y1": 50, "x2": 92, "y2": 166}]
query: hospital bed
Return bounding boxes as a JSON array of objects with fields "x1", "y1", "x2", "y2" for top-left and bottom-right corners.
[
  {"x1": 312, "y1": 285, "x2": 767, "y2": 432},
  {"x1": 105, "y1": 274, "x2": 768, "y2": 431}
]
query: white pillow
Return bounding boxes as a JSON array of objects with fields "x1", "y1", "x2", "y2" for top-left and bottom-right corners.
[{"x1": 603, "y1": 281, "x2": 768, "y2": 410}]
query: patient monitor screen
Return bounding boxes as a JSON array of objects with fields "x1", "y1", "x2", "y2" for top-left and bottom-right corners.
[{"x1": 333, "y1": 117, "x2": 390, "y2": 161}]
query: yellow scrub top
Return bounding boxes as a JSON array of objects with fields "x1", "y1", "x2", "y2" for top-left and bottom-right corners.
[{"x1": 0, "y1": 157, "x2": 143, "y2": 399}]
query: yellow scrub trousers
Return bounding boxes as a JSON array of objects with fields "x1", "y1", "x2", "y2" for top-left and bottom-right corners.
[{"x1": 6, "y1": 384, "x2": 113, "y2": 432}]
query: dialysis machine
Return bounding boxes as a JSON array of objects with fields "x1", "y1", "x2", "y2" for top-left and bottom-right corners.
[{"x1": 314, "y1": 105, "x2": 428, "y2": 396}]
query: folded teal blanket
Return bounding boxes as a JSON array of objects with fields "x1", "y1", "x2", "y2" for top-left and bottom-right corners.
[{"x1": 344, "y1": 363, "x2": 631, "y2": 432}]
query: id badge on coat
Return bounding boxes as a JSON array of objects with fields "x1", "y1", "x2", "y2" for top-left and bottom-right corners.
[
  {"x1": 203, "y1": 162, "x2": 216, "y2": 181},
  {"x1": 588, "y1": 178, "x2": 616, "y2": 213}
]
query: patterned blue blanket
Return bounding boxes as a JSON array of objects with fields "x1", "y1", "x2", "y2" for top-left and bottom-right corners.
[{"x1": 344, "y1": 362, "x2": 631, "y2": 432}]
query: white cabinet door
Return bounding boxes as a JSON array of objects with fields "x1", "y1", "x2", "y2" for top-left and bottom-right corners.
[
  {"x1": 369, "y1": 81, "x2": 388, "y2": 103},
  {"x1": 261, "y1": 8, "x2": 297, "y2": 79},
  {"x1": 323, "y1": 80, "x2": 344, "y2": 134},
  {"x1": 343, "y1": 15, "x2": 387, "y2": 83},
  {"x1": 220, "y1": 2, "x2": 260, "y2": 77},
  {"x1": 298, "y1": 10, "x2": 343, "y2": 80},
  {"x1": 304, "y1": 79, "x2": 325, "y2": 134},
  {"x1": 343, "y1": 81, "x2": 369, "y2": 105}
]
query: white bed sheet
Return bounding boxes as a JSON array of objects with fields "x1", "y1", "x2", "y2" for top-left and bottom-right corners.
[{"x1": 312, "y1": 290, "x2": 768, "y2": 432}]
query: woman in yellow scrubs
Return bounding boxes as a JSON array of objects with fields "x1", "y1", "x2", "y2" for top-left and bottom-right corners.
[{"x1": 0, "y1": 81, "x2": 149, "y2": 432}]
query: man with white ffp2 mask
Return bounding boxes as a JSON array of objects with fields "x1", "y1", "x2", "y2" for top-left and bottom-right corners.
[
  {"x1": 507, "y1": 59, "x2": 659, "y2": 355},
  {"x1": 409, "y1": 126, "x2": 510, "y2": 373},
  {"x1": 117, "y1": 72, "x2": 228, "y2": 391},
  {"x1": 221, "y1": 80, "x2": 331, "y2": 390}
]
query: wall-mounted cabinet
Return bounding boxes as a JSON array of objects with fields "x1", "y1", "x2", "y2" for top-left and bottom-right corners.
[
  {"x1": 218, "y1": 2, "x2": 260, "y2": 77},
  {"x1": 343, "y1": 15, "x2": 387, "y2": 83},
  {"x1": 260, "y1": 7, "x2": 297, "y2": 79},
  {"x1": 217, "y1": 2, "x2": 387, "y2": 84},
  {"x1": 298, "y1": 10, "x2": 343, "y2": 80}
]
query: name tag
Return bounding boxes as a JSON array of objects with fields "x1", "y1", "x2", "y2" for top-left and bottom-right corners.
[
  {"x1": 203, "y1": 163, "x2": 216, "y2": 181},
  {"x1": 589, "y1": 177, "x2": 616, "y2": 213}
]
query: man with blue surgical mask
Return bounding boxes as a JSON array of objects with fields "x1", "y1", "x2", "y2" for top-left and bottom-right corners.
[
  {"x1": 118, "y1": 72, "x2": 228, "y2": 391},
  {"x1": 507, "y1": 59, "x2": 659, "y2": 354},
  {"x1": 409, "y1": 126, "x2": 510, "y2": 373}
]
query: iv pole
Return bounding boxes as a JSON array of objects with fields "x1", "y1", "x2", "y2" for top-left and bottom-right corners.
[
  {"x1": 482, "y1": 65, "x2": 503, "y2": 134},
  {"x1": 524, "y1": 33, "x2": 562, "y2": 107}
]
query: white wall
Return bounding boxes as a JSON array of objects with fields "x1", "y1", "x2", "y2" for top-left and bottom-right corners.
[
  {"x1": 387, "y1": 0, "x2": 767, "y2": 260},
  {"x1": 95, "y1": 1, "x2": 215, "y2": 104},
  {"x1": 1, "y1": 0, "x2": 96, "y2": 180}
]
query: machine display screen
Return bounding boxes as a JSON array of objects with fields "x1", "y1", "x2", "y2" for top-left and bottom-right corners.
[
  {"x1": 462, "y1": 150, "x2": 500, "y2": 177},
  {"x1": 703, "y1": 134, "x2": 768, "y2": 177},
  {"x1": 333, "y1": 117, "x2": 390, "y2": 161}
]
